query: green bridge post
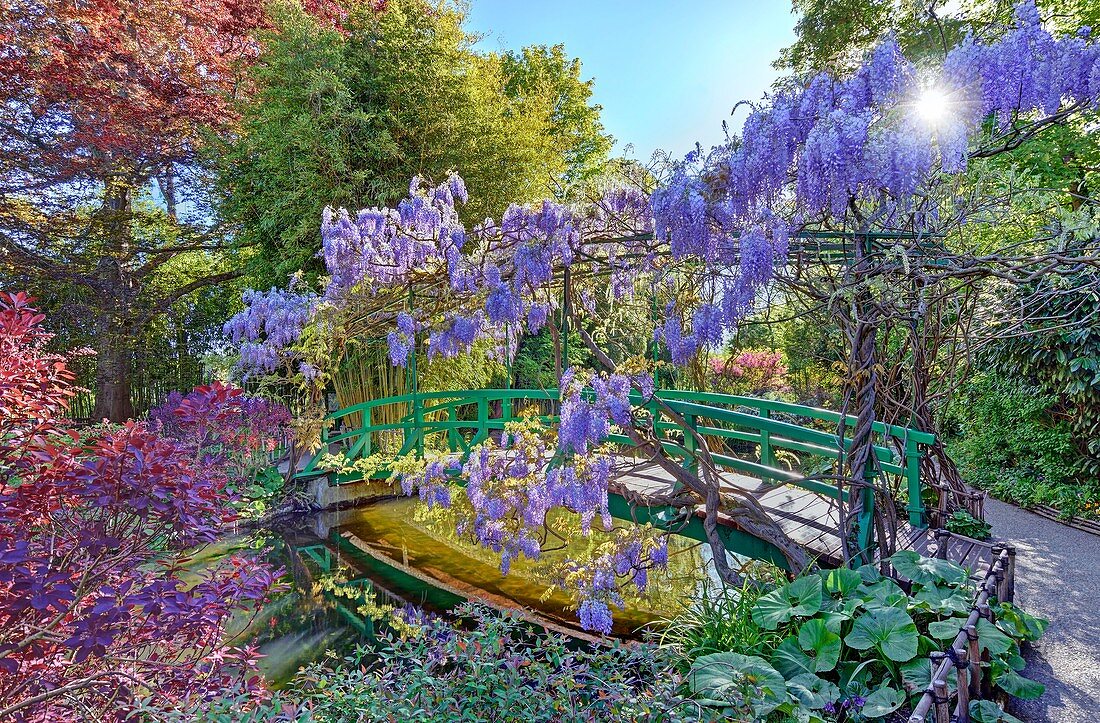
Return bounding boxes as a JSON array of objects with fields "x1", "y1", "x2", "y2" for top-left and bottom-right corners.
[
  {"x1": 759, "y1": 408, "x2": 774, "y2": 470},
  {"x1": 905, "y1": 438, "x2": 925, "y2": 527}
]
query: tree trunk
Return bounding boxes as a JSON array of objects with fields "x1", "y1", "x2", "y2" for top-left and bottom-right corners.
[
  {"x1": 90, "y1": 173, "x2": 138, "y2": 422},
  {"x1": 92, "y1": 313, "x2": 135, "y2": 422}
]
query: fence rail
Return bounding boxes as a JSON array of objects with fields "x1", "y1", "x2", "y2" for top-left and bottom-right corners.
[{"x1": 907, "y1": 541, "x2": 1017, "y2": 723}]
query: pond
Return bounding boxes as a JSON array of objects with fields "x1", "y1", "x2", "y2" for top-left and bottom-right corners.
[{"x1": 207, "y1": 496, "x2": 711, "y2": 684}]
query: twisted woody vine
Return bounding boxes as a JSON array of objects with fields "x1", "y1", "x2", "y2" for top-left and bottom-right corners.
[{"x1": 223, "y1": 1, "x2": 1100, "y2": 633}]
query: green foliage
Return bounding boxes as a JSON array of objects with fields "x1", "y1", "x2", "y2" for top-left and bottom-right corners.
[
  {"x1": 220, "y1": 0, "x2": 611, "y2": 287},
  {"x1": 512, "y1": 326, "x2": 597, "y2": 391},
  {"x1": 658, "y1": 574, "x2": 788, "y2": 663},
  {"x1": 752, "y1": 576, "x2": 824, "y2": 630},
  {"x1": 944, "y1": 509, "x2": 993, "y2": 540},
  {"x1": 661, "y1": 554, "x2": 1048, "y2": 720},
  {"x1": 687, "y1": 652, "x2": 789, "y2": 718},
  {"x1": 969, "y1": 700, "x2": 1025, "y2": 723},
  {"x1": 947, "y1": 373, "x2": 1100, "y2": 518},
  {"x1": 985, "y1": 264, "x2": 1100, "y2": 480},
  {"x1": 147, "y1": 604, "x2": 722, "y2": 722}
]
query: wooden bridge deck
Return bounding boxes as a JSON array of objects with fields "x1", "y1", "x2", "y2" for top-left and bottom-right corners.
[{"x1": 613, "y1": 459, "x2": 991, "y2": 572}]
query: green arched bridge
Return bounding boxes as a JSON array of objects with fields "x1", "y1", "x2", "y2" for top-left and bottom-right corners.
[{"x1": 294, "y1": 388, "x2": 938, "y2": 569}]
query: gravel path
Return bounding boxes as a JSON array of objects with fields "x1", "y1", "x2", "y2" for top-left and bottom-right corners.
[{"x1": 984, "y1": 499, "x2": 1100, "y2": 722}]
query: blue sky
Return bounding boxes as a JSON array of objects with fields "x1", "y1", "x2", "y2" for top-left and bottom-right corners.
[{"x1": 466, "y1": 1, "x2": 798, "y2": 162}]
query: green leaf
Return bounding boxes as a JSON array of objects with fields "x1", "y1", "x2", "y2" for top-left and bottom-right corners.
[
  {"x1": 976, "y1": 618, "x2": 1013, "y2": 655},
  {"x1": 688, "y1": 652, "x2": 787, "y2": 717},
  {"x1": 857, "y1": 578, "x2": 907, "y2": 610},
  {"x1": 856, "y1": 563, "x2": 883, "y2": 584},
  {"x1": 889, "y1": 550, "x2": 969, "y2": 586},
  {"x1": 818, "y1": 609, "x2": 855, "y2": 635},
  {"x1": 797, "y1": 618, "x2": 841, "y2": 672},
  {"x1": 969, "y1": 700, "x2": 1025, "y2": 723},
  {"x1": 861, "y1": 685, "x2": 905, "y2": 718},
  {"x1": 928, "y1": 618, "x2": 966, "y2": 641},
  {"x1": 996, "y1": 603, "x2": 1049, "y2": 642},
  {"x1": 900, "y1": 658, "x2": 956, "y2": 694},
  {"x1": 996, "y1": 670, "x2": 1045, "y2": 700},
  {"x1": 1006, "y1": 652, "x2": 1027, "y2": 671},
  {"x1": 752, "y1": 576, "x2": 823, "y2": 630},
  {"x1": 820, "y1": 568, "x2": 862, "y2": 596},
  {"x1": 914, "y1": 584, "x2": 972, "y2": 615},
  {"x1": 786, "y1": 674, "x2": 840, "y2": 710},
  {"x1": 844, "y1": 607, "x2": 919, "y2": 662},
  {"x1": 772, "y1": 636, "x2": 816, "y2": 679}
]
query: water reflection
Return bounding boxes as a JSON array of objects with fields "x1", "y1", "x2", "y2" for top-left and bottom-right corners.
[{"x1": 229, "y1": 496, "x2": 708, "y2": 683}]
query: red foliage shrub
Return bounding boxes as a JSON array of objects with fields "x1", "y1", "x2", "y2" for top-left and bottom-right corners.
[{"x1": 0, "y1": 293, "x2": 284, "y2": 721}]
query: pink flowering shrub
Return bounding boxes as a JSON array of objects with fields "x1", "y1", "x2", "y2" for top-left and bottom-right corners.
[
  {"x1": 708, "y1": 349, "x2": 789, "y2": 397},
  {"x1": 0, "y1": 293, "x2": 282, "y2": 722}
]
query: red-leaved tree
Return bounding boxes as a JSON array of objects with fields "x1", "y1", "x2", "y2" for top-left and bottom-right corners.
[
  {"x1": 0, "y1": 292, "x2": 284, "y2": 721},
  {"x1": 0, "y1": 0, "x2": 351, "y2": 421}
]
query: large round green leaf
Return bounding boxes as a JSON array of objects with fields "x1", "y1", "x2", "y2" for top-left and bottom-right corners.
[
  {"x1": 901, "y1": 657, "x2": 956, "y2": 693},
  {"x1": 751, "y1": 576, "x2": 824, "y2": 630},
  {"x1": 861, "y1": 685, "x2": 905, "y2": 718},
  {"x1": 927, "y1": 617, "x2": 967, "y2": 641},
  {"x1": 786, "y1": 674, "x2": 841, "y2": 710},
  {"x1": 797, "y1": 618, "x2": 841, "y2": 672},
  {"x1": 772, "y1": 636, "x2": 816, "y2": 679},
  {"x1": 688, "y1": 652, "x2": 787, "y2": 718},
  {"x1": 995, "y1": 670, "x2": 1045, "y2": 700},
  {"x1": 976, "y1": 618, "x2": 1013, "y2": 655},
  {"x1": 820, "y1": 567, "x2": 862, "y2": 596},
  {"x1": 914, "y1": 583, "x2": 972, "y2": 615},
  {"x1": 969, "y1": 700, "x2": 1025, "y2": 723},
  {"x1": 844, "y1": 607, "x2": 919, "y2": 662},
  {"x1": 889, "y1": 550, "x2": 968, "y2": 586},
  {"x1": 857, "y1": 577, "x2": 907, "y2": 610}
]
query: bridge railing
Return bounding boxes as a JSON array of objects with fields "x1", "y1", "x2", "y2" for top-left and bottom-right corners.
[{"x1": 298, "y1": 388, "x2": 933, "y2": 530}]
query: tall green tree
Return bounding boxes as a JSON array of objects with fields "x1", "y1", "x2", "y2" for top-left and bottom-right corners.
[{"x1": 219, "y1": 0, "x2": 612, "y2": 287}]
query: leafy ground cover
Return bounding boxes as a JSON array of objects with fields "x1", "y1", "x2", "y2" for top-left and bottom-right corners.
[
  {"x1": 669, "y1": 552, "x2": 1047, "y2": 722},
  {"x1": 131, "y1": 551, "x2": 1046, "y2": 722}
]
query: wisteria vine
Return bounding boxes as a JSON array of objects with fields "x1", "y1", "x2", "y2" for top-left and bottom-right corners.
[{"x1": 223, "y1": 1, "x2": 1100, "y2": 632}]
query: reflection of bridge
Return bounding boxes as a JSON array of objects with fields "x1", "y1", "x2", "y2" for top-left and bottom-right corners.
[
  {"x1": 294, "y1": 523, "x2": 612, "y2": 641},
  {"x1": 295, "y1": 388, "x2": 976, "y2": 569}
]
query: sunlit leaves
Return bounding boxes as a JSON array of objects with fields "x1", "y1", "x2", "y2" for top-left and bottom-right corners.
[
  {"x1": 752, "y1": 576, "x2": 824, "y2": 630},
  {"x1": 844, "y1": 608, "x2": 919, "y2": 662}
]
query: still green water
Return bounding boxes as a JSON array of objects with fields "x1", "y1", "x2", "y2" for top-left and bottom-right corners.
[{"x1": 220, "y1": 496, "x2": 708, "y2": 683}]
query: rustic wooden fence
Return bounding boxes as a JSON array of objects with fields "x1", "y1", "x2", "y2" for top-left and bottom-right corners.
[{"x1": 907, "y1": 537, "x2": 1017, "y2": 723}]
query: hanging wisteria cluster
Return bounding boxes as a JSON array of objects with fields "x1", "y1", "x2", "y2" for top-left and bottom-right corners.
[
  {"x1": 391, "y1": 416, "x2": 671, "y2": 635},
  {"x1": 221, "y1": 1, "x2": 1100, "y2": 632},
  {"x1": 222, "y1": 287, "x2": 317, "y2": 375},
  {"x1": 649, "y1": 0, "x2": 1100, "y2": 360}
]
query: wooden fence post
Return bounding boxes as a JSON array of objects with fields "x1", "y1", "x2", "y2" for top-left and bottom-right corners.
[
  {"x1": 932, "y1": 676, "x2": 951, "y2": 723},
  {"x1": 991, "y1": 544, "x2": 1005, "y2": 601},
  {"x1": 955, "y1": 644, "x2": 971, "y2": 723},
  {"x1": 966, "y1": 623, "x2": 982, "y2": 699}
]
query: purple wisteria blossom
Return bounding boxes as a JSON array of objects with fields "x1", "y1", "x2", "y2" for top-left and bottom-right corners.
[{"x1": 222, "y1": 287, "x2": 317, "y2": 374}]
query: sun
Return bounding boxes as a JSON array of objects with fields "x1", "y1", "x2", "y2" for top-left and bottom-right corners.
[{"x1": 916, "y1": 87, "x2": 950, "y2": 124}]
